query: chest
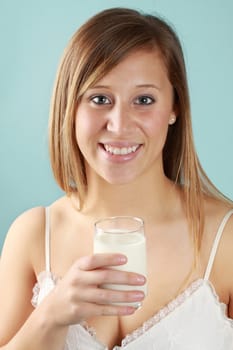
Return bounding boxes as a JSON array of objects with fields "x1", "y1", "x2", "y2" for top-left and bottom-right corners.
[
  {"x1": 81, "y1": 245, "x2": 196, "y2": 347},
  {"x1": 37, "y1": 213, "x2": 231, "y2": 348},
  {"x1": 75, "y1": 281, "x2": 233, "y2": 349}
]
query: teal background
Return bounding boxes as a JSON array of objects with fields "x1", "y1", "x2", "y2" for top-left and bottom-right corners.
[{"x1": 0, "y1": 0, "x2": 232, "y2": 250}]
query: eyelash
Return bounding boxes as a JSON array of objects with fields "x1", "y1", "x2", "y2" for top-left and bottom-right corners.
[{"x1": 89, "y1": 94, "x2": 156, "y2": 106}]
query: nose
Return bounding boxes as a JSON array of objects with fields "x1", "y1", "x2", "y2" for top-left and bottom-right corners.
[{"x1": 106, "y1": 105, "x2": 135, "y2": 134}]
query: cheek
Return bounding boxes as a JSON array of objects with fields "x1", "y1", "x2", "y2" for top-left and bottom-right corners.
[
  {"x1": 142, "y1": 110, "x2": 170, "y2": 138},
  {"x1": 75, "y1": 107, "x2": 102, "y2": 142}
]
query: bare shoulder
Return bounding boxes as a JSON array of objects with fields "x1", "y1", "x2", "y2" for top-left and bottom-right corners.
[
  {"x1": 203, "y1": 197, "x2": 233, "y2": 237},
  {"x1": 0, "y1": 197, "x2": 71, "y2": 345},
  {"x1": 203, "y1": 197, "x2": 233, "y2": 313},
  {"x1": 5, "y1": 206, "x2": 45, "y2": 240},
  {"x1": 203, "y1": 197, "x2": 233, "y2": 254},
  {"x1": 2, "y1": 206, "x2": 45, "y2": 250},
  {"x1": 216, "y1": 205, "x2": 233, "y2": 317},
  {"x1": 1, "y1": 196, "x2": 69, "y2": 273},
  {"x1": 1, "y1": 207, "x2": 47, "y2": 273},
  {"x1": 0, "y1": 206, "x2": 46, "y2": 344}
]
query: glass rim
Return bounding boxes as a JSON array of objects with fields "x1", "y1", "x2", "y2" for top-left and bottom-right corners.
[{"x1": 94, "y1": 215, "x2": 144, "y2": 233}]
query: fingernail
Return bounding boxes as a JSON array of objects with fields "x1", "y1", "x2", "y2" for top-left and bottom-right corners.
[
  {"x1": 117, "y1": 255, "x2": 127, "y2": 264},
  {"x1": 135, "y1": 275, "x2": 146, "y2": 284},
  {"x1": 132, "y1": 291, "x2": 145, "y2": 300}
]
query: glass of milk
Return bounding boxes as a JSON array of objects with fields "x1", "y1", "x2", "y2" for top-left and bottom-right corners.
[{"x1": 94, "y1": 216, "x2": 147, "y2": 307}]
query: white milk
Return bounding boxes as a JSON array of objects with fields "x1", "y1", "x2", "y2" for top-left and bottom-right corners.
[{"x1": 94, "y1": 229, "x2": 147, "y2": 307}]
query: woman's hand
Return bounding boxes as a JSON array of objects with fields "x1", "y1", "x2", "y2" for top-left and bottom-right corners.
[{"x1": 43, "y1": 253, "x2": 146, "y2": 327}]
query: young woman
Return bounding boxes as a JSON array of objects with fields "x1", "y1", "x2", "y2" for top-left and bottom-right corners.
[{"x1": 0, "y1": 7, "x2": 232, "y2": 350}]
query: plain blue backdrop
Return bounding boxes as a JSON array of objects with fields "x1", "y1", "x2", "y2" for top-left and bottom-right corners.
[{"x1": 0, "y1": 0, "x2": 233, "y2": 250}]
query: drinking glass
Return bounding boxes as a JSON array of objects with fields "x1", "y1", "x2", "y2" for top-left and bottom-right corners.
[{"x1": 94, "y1": 216, "x2": 147, "y2": 307}]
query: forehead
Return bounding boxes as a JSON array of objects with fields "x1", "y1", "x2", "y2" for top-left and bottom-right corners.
[{"x1": 93, "y1": 49, "x2": 169, "y2": 87}]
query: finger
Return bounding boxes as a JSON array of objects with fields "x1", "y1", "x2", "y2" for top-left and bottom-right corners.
[
  {"x1": 77, "y1": 254, "x2": 127, "y2": 271},
  {"x1": 99, "y1": 304, "x2": 136, "y2": 316},
  {"x1": 80, "y1": 286, "x2": 145, "y2": 305},
  {"x1": 74, "y1": 301, "x2": 136, "y2": 319},
  {"x1": 75, "y1": 268, "x2": 146, "y2": 287}
]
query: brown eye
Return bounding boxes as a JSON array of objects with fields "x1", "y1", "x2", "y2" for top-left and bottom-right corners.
[
  {"x1": 91, "y1": 95, "x2": 111, "y2": 105},
  {"x1": 135, "y1": 96, "x2": 155, "y2": 105}
]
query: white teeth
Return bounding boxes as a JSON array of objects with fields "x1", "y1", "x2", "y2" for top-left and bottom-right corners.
[{"x1": 104, "y1": 144, "x2": 139, "y2": 155}]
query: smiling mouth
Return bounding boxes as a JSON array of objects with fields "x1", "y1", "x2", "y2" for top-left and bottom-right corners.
[{"x1": 102, "y1": 144, "x2": 141, "y2": 155}]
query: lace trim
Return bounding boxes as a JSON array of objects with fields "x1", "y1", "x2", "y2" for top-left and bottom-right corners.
[
  {"x1": 31, "y1": 273, "x2": 233, "y2": 349},
  {"x1": 80, "y1": 320, "x2": 98, "y2": 338},
  {"x1": 32, "y1": 273, "x2": 107, "y2": 349},
  {"x1": 31, "y1": 283, "x2": 40, "y2": 307},
  {"x1": 31, "y1": 273, "x2": 203, "y2": 347},
  {"x1": 31, "y1": 270, "x2": 58, "y2": 307},
  {"x1": 205, "y1": 280, "x2": 233, "y2": 328},
  {"x1": 121, "y1": 278, "x2": 203, "y2": 347},
  {"x1": 32, "y1": 271, "x2": 101, "y2": 326}
]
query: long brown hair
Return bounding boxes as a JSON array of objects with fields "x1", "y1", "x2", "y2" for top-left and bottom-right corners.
[{"x1": 49, "y1": 7, "x2": 232, "y2": 259}]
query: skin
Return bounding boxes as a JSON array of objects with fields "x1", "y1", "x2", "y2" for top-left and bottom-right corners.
[
  {"x1": 76, "y1": 50, "x2": 176, "y2": 187},
  {"x1": 0, "y1": 49, "x2": 233, "y2": 349}
]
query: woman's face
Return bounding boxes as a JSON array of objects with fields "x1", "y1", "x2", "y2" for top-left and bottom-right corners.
[{"x1": 75, "y1": 49, "x2": 176, "y2": 185}]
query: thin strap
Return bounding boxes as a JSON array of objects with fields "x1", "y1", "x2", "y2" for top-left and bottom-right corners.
[
  {"x1": 204, "y1": 209, "x2": 233, "y2": 280},
  {"x1": 45, "y1": 207, "x2": 51, "y2": 273}
]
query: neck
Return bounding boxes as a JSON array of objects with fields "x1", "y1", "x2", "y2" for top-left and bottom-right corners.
[{"x1": 80, "y1": 172, "x2": 182, "y2": 222}]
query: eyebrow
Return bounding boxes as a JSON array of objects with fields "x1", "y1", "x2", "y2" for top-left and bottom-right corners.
[
  {"x1": 89, "y1": 84, "x2": 161, "y2": 90},
  {"x1": 135, "y1": 84, "x2": 160, "y2": 90}
]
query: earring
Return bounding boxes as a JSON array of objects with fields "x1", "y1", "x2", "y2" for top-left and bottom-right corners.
[
  {"x1": 69, "y1": 178, "x2": 77, "y2": 189},
  {"x1": 169, "y1": 116, "x2": 176, "y2": 125}
]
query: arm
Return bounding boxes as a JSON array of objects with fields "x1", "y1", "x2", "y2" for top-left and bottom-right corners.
[
  {"x1": 0, "y1": 207, "x2": 68, "y2": 350},
  {"x1": 224, "y1": 215, "x2": 233, "y2": 319},
  {"x1": 0, "y1": 207, "x2": 146, "y2": 350},
  {"x1": 212, "y1": 211, "x2": 233, "y2": 319}
]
